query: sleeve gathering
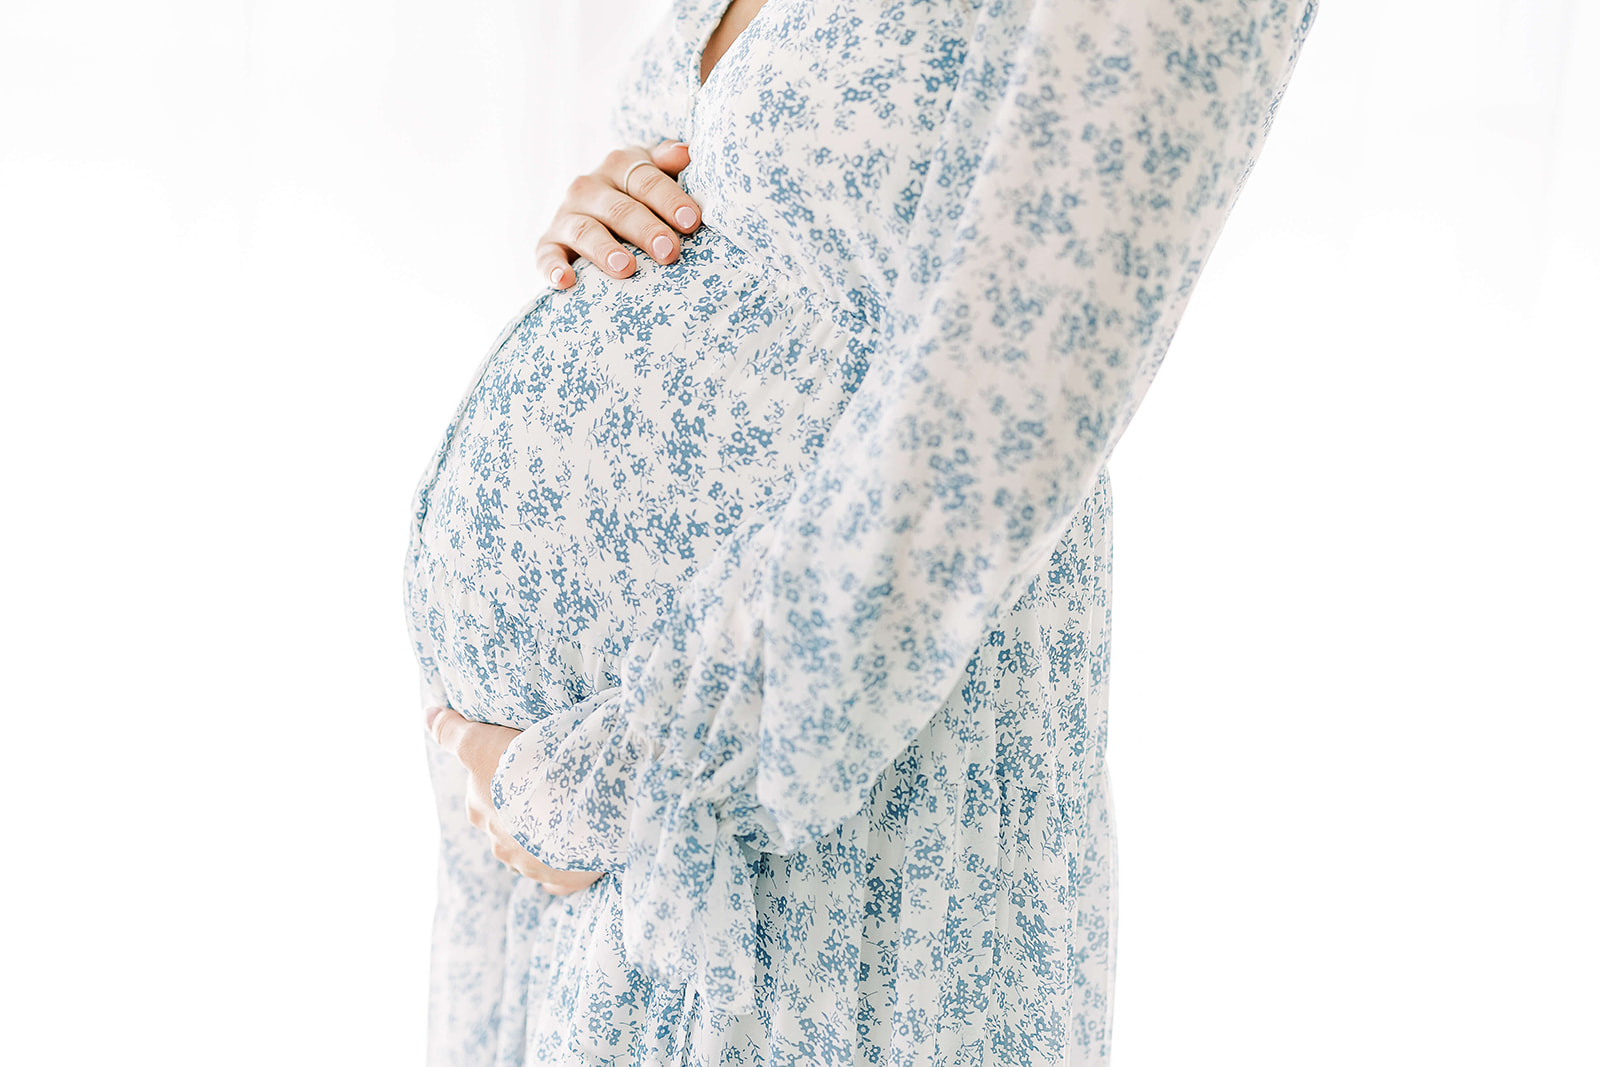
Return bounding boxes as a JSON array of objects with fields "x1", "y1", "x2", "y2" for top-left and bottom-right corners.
[{"x1": 494, "y1": 0, "x2": 1317, "y2": 1017}]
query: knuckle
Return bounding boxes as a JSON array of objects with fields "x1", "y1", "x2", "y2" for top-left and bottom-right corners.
[
  {"x1": 559, "y1": 184, "x2": 591, "y2": 213},
  {"x1": 602, "y1": 148, "x2": 633, "y2": 172},
  {"x1": 632, "y1": 169, "x2": 665, "y2": 197},
  {"x1": 601, "y1": 196, "x2": 636, "y2": 227},
  {"x1": 569, "y1": 217, "x2": 604, "y2": 245}
]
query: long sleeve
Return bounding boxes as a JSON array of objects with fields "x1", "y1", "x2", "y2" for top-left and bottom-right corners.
[
  {"x1": 492, "y1": 0, "x2": 1317, "y2": 1016},
  {"x1": 607, "y1": 8, "x2": 692, "y2": 147}
]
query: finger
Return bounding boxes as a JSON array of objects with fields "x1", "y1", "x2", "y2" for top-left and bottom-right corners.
[
  {"x1": 543, "y1": 870, "x2": 606, "y2": 896},
  {"x1": 554, "y1": 213, "x2": 638, "y2": 278},
  {"x1": 648, "y1": 140, "x2": 692, "y2": 179},
  {"x1": 603, "y1": 148, "x2": 700, "y2": 234},
  {"x1": 593, "y1": 184, "x2": 684, "y2": 264},
  {"x1": 482, "y1": 817, "x2": 539, "y2": 869},
  {"x1": 598, "y1": 146, "x2": 697, "y2": 233},
  {"x1": 428, "y1": 706, "x2": 471, "y2": 755},
  {"x1": 491, "y1": 843, "x2": 536, "y2": 880},
  {"x1": 495, "y1": 843, "x2": 543, "y2": 881},
  {"x1": 537, "y1": 241, "x2": 576, "y2": 290},
  {"x1": 563, "y1": 171, "x2": 681, "y2": 264}
]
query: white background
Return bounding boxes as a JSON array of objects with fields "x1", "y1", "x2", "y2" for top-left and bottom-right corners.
[{"x1": 1, "y1": 2, "x2": 1594, "y2": 1064}]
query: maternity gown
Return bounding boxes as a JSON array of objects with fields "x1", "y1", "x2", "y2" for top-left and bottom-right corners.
[{"x1": 403, "y1": 1, "x2": 1316, "y2": 1064}]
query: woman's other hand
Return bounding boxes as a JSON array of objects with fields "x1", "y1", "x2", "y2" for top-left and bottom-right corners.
[
  {"x1": 425, "y1": 705, "x2": 606, "y2": 896},
  {"x1": 539, "y1": 140, "x2": 699, "y2": 289}
]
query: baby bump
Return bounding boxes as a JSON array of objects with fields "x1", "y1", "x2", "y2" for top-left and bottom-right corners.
[{"x1": 427, "y1": 226, "x2": 879, "y2": 654}]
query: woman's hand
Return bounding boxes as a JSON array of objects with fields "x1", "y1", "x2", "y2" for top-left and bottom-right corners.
[
  {"x1": 425, "y1": 705, "x2": 606, "y2": 896},
  {"x1": 540, "y1": 141, "x2": 700, "y2": 289}
]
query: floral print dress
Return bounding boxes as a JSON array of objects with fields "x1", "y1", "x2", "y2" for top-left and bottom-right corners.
[{"x1": 403, "y1": 1, "x2": 1316, "y2": 1064}]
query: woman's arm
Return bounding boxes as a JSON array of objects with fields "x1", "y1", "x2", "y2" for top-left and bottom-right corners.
[
  {"x1": 490, "y1": 0, "x2": 1319, "y2": 1013},
  {"x1": 425, "y1": 704, "x2": 608, "y2": 895}
]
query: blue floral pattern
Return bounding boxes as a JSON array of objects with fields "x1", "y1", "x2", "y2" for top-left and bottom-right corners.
[{"x1": 404, "y1": 1, "x2": 1316, "y2": 1063}]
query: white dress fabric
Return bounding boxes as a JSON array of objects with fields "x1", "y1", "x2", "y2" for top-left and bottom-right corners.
[{"x1": 403, "y1": 1, "x2": 1317, "y2": 1064}]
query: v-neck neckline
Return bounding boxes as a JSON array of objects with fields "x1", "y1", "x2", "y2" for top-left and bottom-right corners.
[
  {"x1": 698, "y1": 0, "x2": 737, "y2": 89},
  {"x1": 675, "y1": 0, "x2": 772, "y2": 151},
  {"x1": 688, "y1": 0, "x2": 769, "y2": 99}
]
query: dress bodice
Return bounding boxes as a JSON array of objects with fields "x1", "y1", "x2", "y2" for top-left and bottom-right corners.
[{"x1": 624, "y1": 0, "x2": 973, "y2": 311}]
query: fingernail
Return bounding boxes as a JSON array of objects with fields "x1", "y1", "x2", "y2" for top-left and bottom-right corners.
[
  {"x1": 424, "y1": 706, "x2": 443, "y2": 729},
  {"x1": 651, "y1": 234, "x2": 674, "y2": 260},
  {"x1": 549, "y1": 266, "x2": 564, "y2": 287},
  {"x1": 606, "y1": 250, "x2": 631, "y2": 273},
  {"x1": 674, "y1": 205, "x2": 698, "y2": 229}
]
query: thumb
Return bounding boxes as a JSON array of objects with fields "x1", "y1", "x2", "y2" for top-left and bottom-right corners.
[
  {"x1": 649, "y1": 139, "x2": 691, "y2": 176},
  {"x1": 426, "y1": 706, "x2": 471, "y2": 756}
]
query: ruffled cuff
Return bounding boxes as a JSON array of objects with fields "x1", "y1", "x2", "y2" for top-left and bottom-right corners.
[
  {"x1": 491, "y1": 680, "x2": 770, "y2": 1016},
  {"x1": 490, "y1": 686, "x2": 636, "y2": 872}
]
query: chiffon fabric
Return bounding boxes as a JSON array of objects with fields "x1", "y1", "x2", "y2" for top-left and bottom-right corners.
[{"x1": 404, "y1": 1, "x2": 1316, "y2": 1063}]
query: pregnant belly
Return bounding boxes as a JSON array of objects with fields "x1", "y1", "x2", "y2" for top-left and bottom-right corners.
[{"x1": 412, "y1": 227, "x2": 876, "y2": 727}]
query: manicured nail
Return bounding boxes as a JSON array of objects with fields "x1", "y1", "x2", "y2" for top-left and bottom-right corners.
[
  {"x1": 651, "y1": 234, "x2": 674, "y2": 260},
  {"x1": 606, "y1": 250, "x2": 631, "y2": 273},
  {"x1": 674, "y1": 205, "x2": 698, "y2": 229},
  {"x1": 549, "y1": 267, "x2": 564, "y2": 287}
]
